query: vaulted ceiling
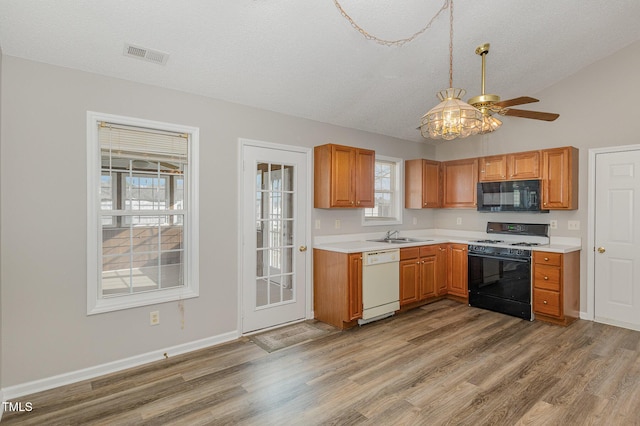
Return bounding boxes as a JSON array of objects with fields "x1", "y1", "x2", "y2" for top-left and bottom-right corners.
[{"x1": 1, "y1": 0, "x2": 639, "y2": 142}]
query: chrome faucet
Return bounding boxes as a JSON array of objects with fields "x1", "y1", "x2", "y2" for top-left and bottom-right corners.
[{"x1": 385, "y1": 230, "x2": 399, "y2": 240}]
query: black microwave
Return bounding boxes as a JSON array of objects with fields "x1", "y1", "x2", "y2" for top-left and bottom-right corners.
[{"x1": 477, "y1": 179, "x2": 548, "y2": 212}]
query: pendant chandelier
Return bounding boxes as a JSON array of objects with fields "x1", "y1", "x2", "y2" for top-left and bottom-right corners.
[{"x1": 420, "y1": 0, "x2": 482, "y2": 140}]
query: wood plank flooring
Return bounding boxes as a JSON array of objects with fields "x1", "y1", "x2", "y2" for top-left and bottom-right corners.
[{"x1": 4, "y1": 299, "x2": 640, "y2": 425}]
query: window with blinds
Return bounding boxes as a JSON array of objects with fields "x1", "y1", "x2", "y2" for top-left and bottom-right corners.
[{"x1": 87, "y1": 112, "x2": 199, "y2": 314}]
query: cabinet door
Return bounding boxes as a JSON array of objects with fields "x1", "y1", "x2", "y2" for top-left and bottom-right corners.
[
  {"x1": 355, "y1": 148, "x2": 375, "y2": 207},
  {"x1": 423, "y1": 160, "x2": 441, "y2": 208},
  {"x1": 330, "y1": 145, "x2": 356, "y2": 207},
  {"x1": 400, "y1": 258, "x2": 420, "y2": 305},
  {"x1": 479, "y1": 155, "x2": 507, "y2": 182},
  {"x1": 508, "y1": 150, "x2": 540, "y2": 180},
  {"x1": 420, "y1": 252, "x2": 438, "y2": 299},
  {"x1": 405, "y1": 159, "x2": 441, "y2": 208},
  {"x1": 542, "y1": 147, "x2": 578, "y2": 210},
  {"x1": 442, "y1": 158, "x2": 478, "y2": 208},
  {"x1": 348, "y1": 253, "x2": 363, "y2": 320},
  {"x1": 436, "y1": 245, "x2": 448, "y2": 295},
  {"x1": 447, "y1": 244, "x2": 468, "y2": 298}
]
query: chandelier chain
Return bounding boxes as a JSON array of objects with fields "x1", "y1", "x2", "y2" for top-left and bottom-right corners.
[
  {"x1": 332, "y1": 0, "x2": 450, "y2": 47},
  {"x1": 448, "y1": 0, "x2": 454, "y2": 87}
]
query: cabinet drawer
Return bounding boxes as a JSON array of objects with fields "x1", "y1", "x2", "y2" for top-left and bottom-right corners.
[
  {"x1": 534, "y1": 289, "x2": 561, "y2": 317},
  {"x1": 533, "y1": 251, "x2": 562, "y2": 266},
  {"x1": 400, "y1": 247, "x2": 420, "y2": 260},
  {"x1": 534, "y1": 265, "x2": 561, "y2": 291},
  {"x1": 419, "y1": 245, "x2": 438, "y2": 257}
]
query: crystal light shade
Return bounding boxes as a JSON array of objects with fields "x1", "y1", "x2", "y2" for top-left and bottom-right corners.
[
  {"x1": 479, "y1": 114, "x2": 502, "y2": 134},
  {"x1": 420, "y1": 88, "x2": 483, "y2": 140}
]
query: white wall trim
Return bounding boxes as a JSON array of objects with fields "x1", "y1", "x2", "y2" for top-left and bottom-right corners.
[
  {"x1": 587, "y1": 144, "x2": 640, "y2": 322},
  {"x1": 237, "y1": 138, "x2": 314, "y2": 332},
  {"x1": 1, "y1": 331, "x2": 239, "y2": 401}
]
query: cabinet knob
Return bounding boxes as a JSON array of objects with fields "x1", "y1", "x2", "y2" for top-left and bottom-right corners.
[
  {"x1": 544, "y1": 202, "x2": 547, "y2": 206},
  {"x1": 544, "y1": 276, "x2": 549, "y2": 280},
  {"x1": 544, "y1": 257, "x2": 549, "y2": 261},
  {"x1": 543, "y1": 300, "x2": 548, "y2": 304},
  {"x1": 356, "y1": 200, "x2": 360, "y2": 205}
]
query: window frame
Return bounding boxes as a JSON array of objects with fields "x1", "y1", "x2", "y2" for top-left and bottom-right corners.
[
  {"x1": 362, "y1": 155, "x2": 403, "y2": 226},
  {"x1": 86, "y1": 111, "x2": 199, "y2": 315}
]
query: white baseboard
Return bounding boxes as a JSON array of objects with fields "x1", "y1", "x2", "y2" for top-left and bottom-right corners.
[{"x1": 1, "y1": 330, "x2": 239, "y2": 401}]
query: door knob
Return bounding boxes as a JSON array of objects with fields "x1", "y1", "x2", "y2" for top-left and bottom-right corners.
[
  {"x1": 597, "y1": 247, "x2": 606, "y2": 253},
  {"x1": 299, "y1": 245, "x2": 307, "y2": 252}
]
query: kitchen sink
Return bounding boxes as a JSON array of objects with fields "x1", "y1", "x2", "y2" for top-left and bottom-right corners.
[{"x1": 367, "y1": 237, "x2": 433, "y2": 244}]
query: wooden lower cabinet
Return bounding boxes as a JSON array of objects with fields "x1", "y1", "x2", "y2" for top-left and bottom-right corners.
[
  {"x1": 400, "y1": 244, "x2": 452, "y2": 308},
  {"x1": 532, "y1": 250, "x2": 580, "y2": 325},
  {"x1": 447, "y1": 244, "x2": 468, "y2": 299},
  {"x1": 313, "y1": 249, "x2": 362, "y2": 329}
]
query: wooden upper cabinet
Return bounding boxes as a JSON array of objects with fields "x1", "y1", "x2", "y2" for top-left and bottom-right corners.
[
  {"x1": 479, "y1": 155, "x2": 507, "y2": 181},
  {"x1": 405, "y1": 159, "x2": 441, "y2": 208},
  {"x1": 442, "y1": 158, "x2": 478, "y2": 208},
  {"x1": 541, "y1": 147, "x2": 578, "y2": 210},
  {"x1": 509, "y1": 150, "x2": 541, "y2": 180},
  {"x1": 314, "y1": 143, "x2": 375, "y2": 208},
  {"x1": 355, "y1": 148, "x2": 375, "y2": 207},
  {"x1": 479, "y1": 151, "x2": 541, "y2": 182}
]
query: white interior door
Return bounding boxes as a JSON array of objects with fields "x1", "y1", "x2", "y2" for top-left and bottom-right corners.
[
  {"x1": 241, "y1": 143, "x2": 308, "y2": 333},
  {"x1": 594, "y1": 149, "x2": 640, "y2": 330}
]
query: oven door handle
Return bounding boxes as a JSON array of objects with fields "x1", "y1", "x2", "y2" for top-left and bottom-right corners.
[{"x1": 468, "y1": 253, "x2": 531, "y2": 263}]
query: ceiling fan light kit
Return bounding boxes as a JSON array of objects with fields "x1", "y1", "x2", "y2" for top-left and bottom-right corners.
[{"x1": 467, "y1": 42, "x2": 560, "y2": 133}]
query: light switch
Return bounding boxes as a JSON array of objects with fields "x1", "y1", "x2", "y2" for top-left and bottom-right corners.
[{"x1": 568, "y1": 220, "x2": 580, "y2": 230}]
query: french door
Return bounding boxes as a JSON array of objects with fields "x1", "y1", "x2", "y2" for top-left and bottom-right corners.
[
  {"x1": 241, "y1": 142, "x2": 309, "y2": 333},
  {"x1": 593, "y1": 148, "x2": 640, "y2": 330}
]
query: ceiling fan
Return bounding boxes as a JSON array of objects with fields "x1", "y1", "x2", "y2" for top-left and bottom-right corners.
[{"x1": 467, "y1": 43, "x2": 559, "y2": 133}]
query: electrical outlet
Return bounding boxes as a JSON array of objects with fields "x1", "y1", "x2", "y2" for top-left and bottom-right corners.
[
  {"x1": 150, "y1": 311, "x2": 160, "y2": 326},
  {"x1": 315, "y1": 219, "x2": 321, "y2": 230},
  {"x1": 549, "y1": 220, "x2": 557, "y2": 230},
  {"x1": 334, "y1": 219, "x2": 341, "y2": 229},
  {"x1": 412, "y1": 217, "x2": 418, "y2": 225},
  {"x1": 456, "y1": 217, "x2": 462, "y2": 225},
  {"x1": 568, "y1": 220, "x2": 580, "y2": 230}
]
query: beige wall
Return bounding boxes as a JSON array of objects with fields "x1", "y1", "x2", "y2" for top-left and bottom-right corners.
[
  {"x1": 434, "y1": 40, "x2": 640, "y2": 313},
  {"x1": 0, "y1": 56, "x2": 432, "y2": 387}
]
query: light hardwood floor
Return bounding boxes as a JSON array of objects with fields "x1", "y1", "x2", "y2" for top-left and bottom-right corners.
[{"x1": 4, "y1": 299, "x2": 640, "y2": 425}]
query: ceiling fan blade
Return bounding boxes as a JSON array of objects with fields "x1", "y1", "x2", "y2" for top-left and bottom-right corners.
[
  {"x1": 501, "y1": 108, "x2": 559, "y2": 121},
  {"x1": 493, "y1": 96, "x2": 539, "y2": 108}
]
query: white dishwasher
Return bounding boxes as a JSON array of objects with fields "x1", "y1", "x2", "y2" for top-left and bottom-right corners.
[{"x1": 358, "y1": 249, "x2": 400, "y2": 325}]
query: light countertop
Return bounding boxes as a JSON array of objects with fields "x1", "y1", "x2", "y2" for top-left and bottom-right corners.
[{"x1": 313, "y1": 230, "x2": 582, "y2": 254}]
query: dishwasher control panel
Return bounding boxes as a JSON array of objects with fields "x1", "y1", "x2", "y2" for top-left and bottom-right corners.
[{"x1": 363, "y1": 249, "x2": 399, "y2": 265}]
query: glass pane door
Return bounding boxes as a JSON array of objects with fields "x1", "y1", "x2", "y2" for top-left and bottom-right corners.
[{"x1": 255, "y1": 162, "x2": 295, "y2": 308}]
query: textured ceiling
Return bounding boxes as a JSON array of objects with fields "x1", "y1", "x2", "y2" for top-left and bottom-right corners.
[{"x1": 1, "y1": 0, "x2": 640, "y2": 142}]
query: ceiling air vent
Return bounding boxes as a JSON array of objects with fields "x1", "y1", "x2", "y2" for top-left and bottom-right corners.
[{"x1": 123, "y1": 43, "x2": 169, "y2": 65}]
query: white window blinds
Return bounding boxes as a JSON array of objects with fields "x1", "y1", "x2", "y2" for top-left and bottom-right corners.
[{"x1": 99, "y1": 122, "x2": 188, "y2": 164}]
